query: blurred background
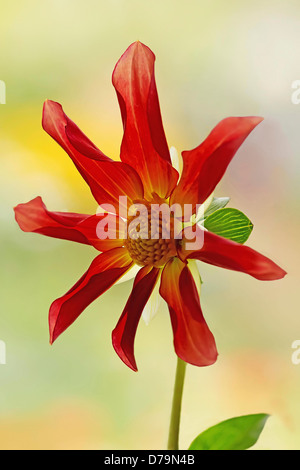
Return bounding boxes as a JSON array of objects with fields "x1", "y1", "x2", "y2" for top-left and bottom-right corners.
[{"x1": 0, "y1": 0, "x2": 299, "y2": 450}]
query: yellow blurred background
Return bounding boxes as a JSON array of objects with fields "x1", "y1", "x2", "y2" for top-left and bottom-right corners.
[{"x1": 1, "y1": 0, "x2": 299, "y2": 450}]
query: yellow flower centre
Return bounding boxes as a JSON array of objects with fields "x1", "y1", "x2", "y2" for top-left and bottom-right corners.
[{"x1": 124, "y1": 199, "x2": 178, "y2": 268}]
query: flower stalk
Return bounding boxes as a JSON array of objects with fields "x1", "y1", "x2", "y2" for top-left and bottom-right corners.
[{"x1": 167, "y1": 357, "x2": 187, "y2": 450}]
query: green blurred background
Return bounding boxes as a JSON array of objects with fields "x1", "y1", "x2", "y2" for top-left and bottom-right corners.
[{"x1": 0, "y1": 0, "x2": 299, "y2": 450}]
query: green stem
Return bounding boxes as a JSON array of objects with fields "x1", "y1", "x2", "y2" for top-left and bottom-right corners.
[{"x1": 167, "y1": 357, "x2": 187, "y2": 450}]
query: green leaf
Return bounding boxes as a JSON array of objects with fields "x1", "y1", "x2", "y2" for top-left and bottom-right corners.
[
  {"x1": 188, "y1": 413, "x2": 270, "y2": 450},
  {"x1": 204, "y1": 208, "x2": 253, "y2": 244},
  {"x1": 203, "y1": 196, "x2": 230, "y2": 219},
  {"x1": 194, "y1": 197, "x2": 230, "y2": 224}
]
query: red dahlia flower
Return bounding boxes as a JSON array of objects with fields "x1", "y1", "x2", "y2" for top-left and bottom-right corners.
[{"x1": 14, "y1": 42, "x2": 286, "y2": 371}]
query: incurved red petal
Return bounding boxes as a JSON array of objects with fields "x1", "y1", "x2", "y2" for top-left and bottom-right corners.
[
  {"x1": 49, "y1": 247, "x2": 133, "y2": 344},
  {"x1": 179, "y1": 226, "x2": 287, "y2": 281},
  {"x1": 14, "y1": 196, "x2": 126, "y2": 251},
  {"x1": 64, "y1": 115, "x2": 110, "y2": 161},
  {"x1": 170, "y1": 117, "x2": 263, "y2": 211},
  {"x1": 159, "y1": 257, "x2": 218, "y2": 367},
  {"x1": 112, "y1": 42, "x2": 178, "y2": 200},
  {"x1": 112, "y1": 265, "x2": 161, "y2": 371},
  {"x1": 42, "y1": 100, "x2": 144, "y2": 211}
]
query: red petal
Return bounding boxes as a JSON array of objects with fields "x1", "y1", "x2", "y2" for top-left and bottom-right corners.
[
  {"x1": 179, "y1": 226, "x2": 287, "y2": 281},
  {"x1": 14, "y1": 196, "x2": 126, "y2": 252},
  {"x1": 42, "y1": 100, "x2": 144, "y2": 211},
  {"x1": 159, "y1": 257, "x2": 218, "y2": 367},
  {"x1": 112, "y1": 42, "x2": 178, "y2": 200},
  {"x1": 160, "y1": 258, "x2": 218, "y2": 367},
  {"x1": 112, "y1": 265, "x2": 160, "y2": 371},
  {"x1": 170, "y1": 117, "x2": 263, "y2": 211},
  {"x1": 49, "y1": 247, "x2": 133, "y2": 344},
  {"x1": 64, "y1": 115, "x2": 110, "y2": 161}
]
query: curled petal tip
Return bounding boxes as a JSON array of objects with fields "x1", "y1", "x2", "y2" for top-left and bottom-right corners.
[
  {"x1": 42, "y1": 100, "x2": 62, "y2": 131},
  {"x1": 249, "y1": 116, "x2": 264, "y2": 128},
  {"x1": 251, "y1": 116, "x2": 264, "y2": 123},
  {"x1": 176, "y1": 350, "x2": 219, "y2": 368},
  {"x1": 275, "y1": 267, "x2": 287, "y2": 280},
  {"x1": 49, "y1": 331, "x2": 54, "y2": 346},
  {"x1": 42, "y1": 98, "x2": 60, "y2": 112},
  {"x1": 128, "y1": 40, "x2": 152, "y2": 52},
  {"x1": 111, "y1": 332, "x2": 138, "y2": 372}
]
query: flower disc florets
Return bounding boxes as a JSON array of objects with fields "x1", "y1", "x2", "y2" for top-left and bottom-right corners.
[{"x1": 125, "y1": 197, "x2": 178, "y2": 268}]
